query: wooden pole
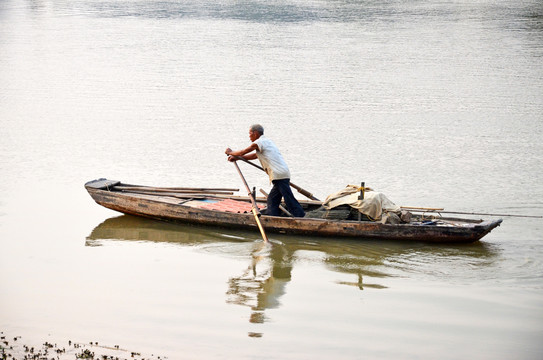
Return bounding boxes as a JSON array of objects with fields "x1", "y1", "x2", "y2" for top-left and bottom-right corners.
[
  {"x1": 114, "y1": 190, "x2": 234, "y2": 199},
  {"x1": 401, "y1": 206, "x2": 445, "y2": 211},
  {"x1": 231, "y1": 155, "x2": 320, "y2": 201},
  {"x1": 232, "y1": 161, "x2": 269, "y2": 243},
  {"x1": 358, "y1": 182, "x2": 365, "y2": 221},
  {"x1": 401, "y1": 207, "x2": 542, "y2": 218},
  {"x1": 114, "y1": 185, "x2": 239, "y2": 193},
  {"x1": 438, "y1": 210, "x2": 541, "y2": 219}
]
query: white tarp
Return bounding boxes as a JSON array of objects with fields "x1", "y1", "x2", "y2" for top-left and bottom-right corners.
[{"x1": 322, "y1": 185, "x2": 401, "y2": 221}]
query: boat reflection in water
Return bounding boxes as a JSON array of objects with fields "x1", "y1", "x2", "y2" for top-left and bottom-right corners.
[{"x1": 86, "y1": 215, "x2": 499, "y2": 331}]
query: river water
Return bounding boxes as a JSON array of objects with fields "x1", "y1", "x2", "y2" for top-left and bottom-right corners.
[{"x1": 1, "y1": 0, "x2": 542, "y2": 359}]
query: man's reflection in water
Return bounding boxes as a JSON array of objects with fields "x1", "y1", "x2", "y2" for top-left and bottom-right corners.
[{"x1": 226, "y1": 241, "x2": 292, "y2": 328}]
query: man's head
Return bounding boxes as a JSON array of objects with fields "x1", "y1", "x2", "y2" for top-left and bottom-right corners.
[{"x1": 249, "y1": 124, "x2": 264, "y2": 142}]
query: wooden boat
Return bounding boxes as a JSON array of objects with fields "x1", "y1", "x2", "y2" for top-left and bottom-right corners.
[{"x1": 85, "y1": 179, "x2": 502, "y2": 243}]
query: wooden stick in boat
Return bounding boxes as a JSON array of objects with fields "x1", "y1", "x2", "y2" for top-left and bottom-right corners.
[
  {"x1": 116, "y1": 190, "x2": 222, "y2": 199},
  {"x1": 114, "y1": 185, "x2": 238, "y2": 193},
  {"x1": 120, "y1": 189, "x2": 271, "y2": 203},
  {"x1": 121, "y1": 189, "x2": 234, "y2": 195},
  {"x1": 401, "y1": 206, "x2": 445, "y2": 211},
  {"x1": 259, "y1": 189, "x2": 294, "y2": 217},
  {"x1": 289, "y1": 182, "x2": 319, "y2": 201},
  {"x1": 160, "y1": 187, "x2": 239, "y2": 191},
  {"x1": 116, "y1": 189, "x2": 234, "y2": 198},
  {"x1": 232, "y1": 161, "x2": 269, "y2": 243},
  {"x1": 401, "y1": 206, "x2": 542, "y2": 218},
  {"x1": 439, "y1": 211, "x2": 541, "y2": 219},
  {"x1": 116, "y1": 186, "x2": 314, "y2": 207},
  {"x1": 119, "y1": 184, "x2": 239, "y2": 191},
  {"x1": 231, "y1": 155, "x2": 320, "y2": 201}
]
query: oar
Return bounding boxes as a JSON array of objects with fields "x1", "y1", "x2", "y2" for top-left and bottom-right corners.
[
  {"x1": 232, "y1": 161, "x2": 269, "y2": 243},
  {"x1": 231, "y1": 155, "x2": 320, "y2": 201}
]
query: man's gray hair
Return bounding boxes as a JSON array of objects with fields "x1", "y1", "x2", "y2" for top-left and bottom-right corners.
[{"x1": 250, "y1": 124, "x2": 264, "y2": 135}]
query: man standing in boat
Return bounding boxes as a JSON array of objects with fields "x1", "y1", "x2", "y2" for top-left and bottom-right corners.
[{"x1": 225, "y1": 124, "x2": 305, "y2": 218}]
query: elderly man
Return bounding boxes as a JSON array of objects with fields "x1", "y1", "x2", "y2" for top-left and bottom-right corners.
[{"x1": 225, "y1": 124, "x2": 305, "y2": 218}]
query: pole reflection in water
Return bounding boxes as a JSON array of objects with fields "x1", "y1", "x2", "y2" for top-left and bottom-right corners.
[
  {"x1": 86, "y1": 215, "x2": 499, "y2": 337},
  {"x1": 226, "y1": 240, "x2": 292, "y2": 330}
]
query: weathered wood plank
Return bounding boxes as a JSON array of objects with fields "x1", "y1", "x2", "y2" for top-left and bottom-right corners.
[{"x1": 84, "y1": 179, "x2": 120, "y2": 190}]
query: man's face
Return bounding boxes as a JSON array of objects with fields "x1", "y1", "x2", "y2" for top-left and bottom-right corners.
[{"x1": 249, "y1": 129, "x2": 258, "y2": 142}]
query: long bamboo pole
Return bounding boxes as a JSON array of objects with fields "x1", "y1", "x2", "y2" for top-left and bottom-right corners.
[
  {"x1": 116, "y1": 189, "x2": 269, "y2": 203},
  {"x1": 438, "y1": 211, "x2": 541, "y2": 219},
  {"x1": 115, "y1": 189, "x2": 235, "y2": 199},
  {"x1": 231, "y1": 155, "x2": 320, "y2": 201},
  {"x1": 114, "y1": 185, "x2": 239, "y2": 193},
  {"x1": 232, "y1": 161, "x2": 269, "y2": 243},
  {"x1": 401, "y1": 207, "x2": 542, "y2": 219},
  {"x1": 401, "y1": 206, "x2": 445, "y2": 211}
]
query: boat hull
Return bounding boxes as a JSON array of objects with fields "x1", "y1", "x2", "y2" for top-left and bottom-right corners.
[{"x1": 85, "y1": 182, "x2": 502, "y2": 243}]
